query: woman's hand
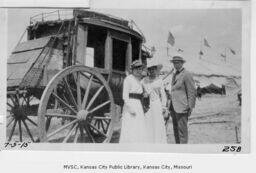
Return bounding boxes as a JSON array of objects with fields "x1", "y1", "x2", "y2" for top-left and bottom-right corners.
[{"x1": 143, "y1": 92, "x2": 149, "y2": 97}]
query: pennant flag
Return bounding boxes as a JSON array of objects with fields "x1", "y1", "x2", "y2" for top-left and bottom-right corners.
[
  {"x1": 199, "y1": 50, "x2": 204, "y2": 55},
  {"x1": 177, "y1": 48, "x2": 184, "y2": 52},
  {"x1": 220, "y1": 53, "x2": 226, "y2": 58},
  {"x1": 204, "y1": 38, "x2": 211, "y2": 48},
  {"x1": 167, "y1": 31, "x2": 175, "y2": 46},
  {"x1": 229, "y1": 48, "x2": 236, "y2": 55}
]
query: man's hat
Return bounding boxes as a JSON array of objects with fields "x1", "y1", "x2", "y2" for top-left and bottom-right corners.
[
  {"x1": 170, "y1": 54, "x2": 186, "y2": 63},
  {"x1": 130, "y1": 60, "x2": 143, "y2": 69},
  {"x1": 147, "y1": 58, "x2": 163, "y2": 71}
]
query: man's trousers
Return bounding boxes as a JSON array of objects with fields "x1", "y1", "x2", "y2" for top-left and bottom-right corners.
[{"x1": 169, "y1": 103, "x2": 189, "y2": 144}]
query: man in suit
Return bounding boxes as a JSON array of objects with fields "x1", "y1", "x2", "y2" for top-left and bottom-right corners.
[{"x1": 168, "y1": 54, "x2": 196, "y2": 144}]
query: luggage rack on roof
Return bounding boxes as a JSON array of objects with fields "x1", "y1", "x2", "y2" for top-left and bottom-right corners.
[
  {"x1": 29, "y1": 9, "x2": 146, "y2": 42},
  {"x1": 29, "y1": 10, "x2": 74, "y2": 25}
]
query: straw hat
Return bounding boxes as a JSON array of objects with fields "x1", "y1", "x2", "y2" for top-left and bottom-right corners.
[
  {"x1": 130, "y1": 60, "x2": 143, "y2": 69},
  {"x1": 170, "y1": 54, "x2": 186, "y2": 63},
  {"x1": 147, "y1": 58, "x2": 163, "y2": 70}
]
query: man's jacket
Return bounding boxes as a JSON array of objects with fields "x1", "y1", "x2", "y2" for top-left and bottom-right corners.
[{"x1": 170, "y1": 68, "x2": 196, "y2": 113}]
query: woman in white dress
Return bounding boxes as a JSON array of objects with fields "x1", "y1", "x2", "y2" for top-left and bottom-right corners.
[
  {"x1": 142, "y1": 61, "x2": 168, "y2": 143},
  {"x1": 119, "y1": 60, "x2": 149, "y2": 143}
]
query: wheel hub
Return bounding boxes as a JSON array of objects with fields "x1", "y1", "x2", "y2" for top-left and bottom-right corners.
[
  {"x1": 77, "y1": 110, "x2": 89, "y2": 121},
  {"x1": 12, "y1": 106, "x2": 26, "y2": 120}
]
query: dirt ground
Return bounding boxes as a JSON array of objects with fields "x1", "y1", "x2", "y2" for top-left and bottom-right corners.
[
  {"x1": 6, "y1": 92, "x2": 241, "y2": 144},
  {"x1": 167, "y1": 93, "x2": 241, "y2": 144},
  {"x1": 113, "y1": 92, "x2": 241, "y2": 144}
]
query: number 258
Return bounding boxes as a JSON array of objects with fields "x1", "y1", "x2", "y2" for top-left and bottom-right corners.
[{"x1": 222, "y1": 146, "x2": 241, "y2": 152}]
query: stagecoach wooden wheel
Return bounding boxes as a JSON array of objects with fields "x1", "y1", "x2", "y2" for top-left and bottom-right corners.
[
  {"x1": 38, "y1": 65, "x2": 115, "y2": 143},
  {"x1": 7, "y1": 91, "x2": 38, "y2": 142}
]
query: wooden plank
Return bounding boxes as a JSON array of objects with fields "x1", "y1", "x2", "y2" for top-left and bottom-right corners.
[
  {"x1": 12, "y1": 37, "x2": 51, "y2": 53},
  {"x1": 7, "y1": 49, "x2": 42, "y2": 64},
  {"x1": 109, "y1": 30, "x2": 130, "y2": 43},
  {"x1": 76, "y1": 25, "x2": 88, "y2": 65},
  {"x1": 7, "y1": 49, "x2": 43, "y2": 81},
  {"x1": 104, "y1": 32, "x2": 112, "y2": 70},
  {"x1": 125, "y1": 38, "x2": 132, "y2": 73}
]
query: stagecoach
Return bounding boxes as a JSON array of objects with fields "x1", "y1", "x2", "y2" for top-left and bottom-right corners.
[{"x1": 7, "y1": 9, "x2": 151, "y2": 143}]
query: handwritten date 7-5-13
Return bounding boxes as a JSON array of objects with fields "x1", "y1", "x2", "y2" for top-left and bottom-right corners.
[{"x1": 4, "y1": 141, "x2": 31, "y2": 148}]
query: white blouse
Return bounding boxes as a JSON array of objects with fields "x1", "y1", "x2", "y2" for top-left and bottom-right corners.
[
  {"x1": 142, "y1": 77, "x2": 167, "y2": 107},
  {"x1": 123, "y1": 74, "x2": 143, "y2": 106}
]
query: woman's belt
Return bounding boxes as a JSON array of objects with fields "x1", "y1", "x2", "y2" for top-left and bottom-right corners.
[
  {"x1": 129, "y1": 93, "x2": 143, "y2": 100},
  {"x1": 129, "y1": 93, "x2": 149, "y2": 113}
]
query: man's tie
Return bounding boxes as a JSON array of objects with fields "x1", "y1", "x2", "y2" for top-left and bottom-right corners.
[{"x1": 172, "y1": 70, "x2": 180, "y2": 85}]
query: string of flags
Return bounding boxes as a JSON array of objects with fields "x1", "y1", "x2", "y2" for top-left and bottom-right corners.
[{"x1": 165, "y1": 31, "x2": 236, "y2": 62}]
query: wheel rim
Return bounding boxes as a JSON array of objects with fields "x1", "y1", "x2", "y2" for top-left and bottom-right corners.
[
  {"x1": 38, "y1": 65, "x2": 115, "y2": 143},
  {"x1": 6, "y1": 92, "x2": 37, "y2": 142}
]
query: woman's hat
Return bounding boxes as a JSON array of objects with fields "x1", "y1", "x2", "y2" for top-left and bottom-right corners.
[
  {"x1": 170, "y1": 54, "x2": 186, "y2": 63},
  {"x1": 130, "y1": 60, "x2": 143, "y2": 69},
  {"x1": 147, "y1": 58, "x2": 163, "y2": 70}
]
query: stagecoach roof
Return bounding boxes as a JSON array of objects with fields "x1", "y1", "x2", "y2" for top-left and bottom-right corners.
[{"x1": 28, "y1": 10, "x2": 144, "y2": 41}]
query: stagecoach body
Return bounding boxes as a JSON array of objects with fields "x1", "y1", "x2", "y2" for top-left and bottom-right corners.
[{"x1": 7, "y1": 9, "x2": 151, "y2": 143}]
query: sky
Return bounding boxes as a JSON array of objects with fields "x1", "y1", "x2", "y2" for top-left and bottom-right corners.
[{"x1": 7, "y1": 8, "x2": 242, "y2": 76}]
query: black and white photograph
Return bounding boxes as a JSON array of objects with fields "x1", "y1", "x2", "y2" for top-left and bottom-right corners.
[
  {"x1": 0, "y1": 0, "x2": 251, "y2": 154},
  {"x1": 1, "y1": 0, "x2": 256, "y2": 173}
]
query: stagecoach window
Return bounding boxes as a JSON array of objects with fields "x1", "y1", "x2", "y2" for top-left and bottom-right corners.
[
  {"x1": 112, "y1": 38, "x2": 127, "y2": 71},
  {"x1": 86, "y1": 26, "x2": 106, "y2": 68}
]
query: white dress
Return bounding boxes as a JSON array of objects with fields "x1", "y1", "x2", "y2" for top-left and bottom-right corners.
[
  {"x1": 142, "y1": 77, "x2": 167, "y2": 143},
  {"x1": 119, "y1": 74, "x2": 149, "y2": 143}
]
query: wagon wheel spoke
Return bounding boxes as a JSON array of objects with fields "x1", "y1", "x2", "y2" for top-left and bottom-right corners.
[
  {"x1": 88, "y1": 123, "x2": 107, "y2": 138},
  {"x1": 73, "y1": 126, "x2": 79, "y2": 143},
  {"x1": 45, "y1": 117, "x2": 52, "y2": 132},
  {"x1": 84, "y1": 125, "x2": 95, "y2": 143},
  {"x1": 26, "y1": 117, "x2": 37, "y2": 127},
  {"x1": 18, "y1": 120, "x2": 23, "y2": 142},
  {"x1": 52, "y1": 92, "x2": 77, "y2": 114},
  {"x1": 46, "y1": 113, "x2": 76, "y2": 119},
  {"x1": 88, "y1": 100, "x2": 110, "y2": 114},
  {"x1": 99, "y1": 120, "x2": 107, "y2": 133},
  {"x1": 10, "y1": 95, "x2": 18, "y2": 106},
  {"x1": 21, "y1": 95, "x2": 26, "y2": 106},
  {"x1": 75, "y1": 72, "x2": 82, "y2": 110},
  {"x1": 7, "y1": 117, "x2": 15, "y2": 127},
  {"x1": 8, "y1": 119, "x2": 17, "y2": 142},
  {"x1": 22, "y1": 119, "x2": 34, "y2": 142},
  {"x1": 103, "y1": 119, "x2": 111, "y2": 131},
  {"x1": 47, "y1": 119, "x2": 78, "y2": 140},
  {"x1": 62, "y1": 124, "x2": 77, "y2": 143},
  {"x1": 7, "y1": 102, "x2": 14, "y2": 108},
  {"x1": 81, "y1": 75, "x2": 93, "y2": 109},
  {"x1": 85, "y1": 86, "x2": 104, "y2": 111},
  {"x1": 38, "y1": 66, "x2": 115, "y2": 143},
  {"x1": 79, "y1": 125, "x2": 85, "y2": 141},
  {"x1": 97, "y1": 120, "x2": 100, "y2": 129},
  {"x1": 15, "y1": 93, "x2": 20, "y2": 106},
  {"x1": 80, "y1": 72, "x2": 102, "y2": 85},
  {"x1": 93, "y1": 116, "x2": 111, "y2": 120},
  {"x1": 63, "y1": 77, "x2": 78, "y2": 109},
  {"x1": 6, "y1": 114, "x2": 12, "y2": 119}
]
